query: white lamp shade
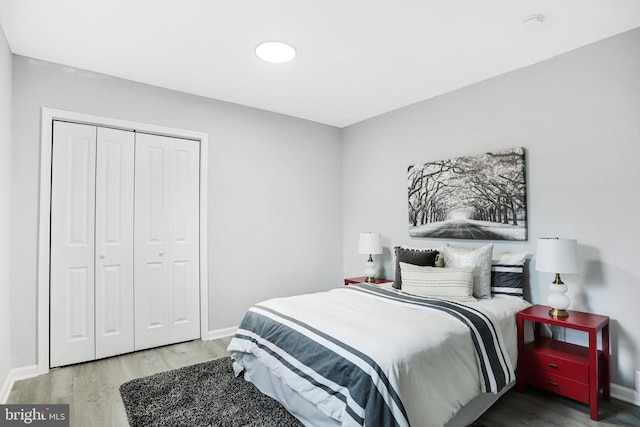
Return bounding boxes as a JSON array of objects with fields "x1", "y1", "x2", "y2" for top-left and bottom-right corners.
[
  {"x1": 358, "y1": 232, "x2": 382, "y2": 255},
  {"x1": 535, "y1": 238, "x2": 579, "y2": 274}
]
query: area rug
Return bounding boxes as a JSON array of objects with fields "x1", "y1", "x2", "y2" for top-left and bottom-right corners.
[
  {"x1": 120, "y1": 356, "x2": 488, "y2": 427},
  {"x1": 119, "y1": 357, "x2": 302, "y2": 426}
]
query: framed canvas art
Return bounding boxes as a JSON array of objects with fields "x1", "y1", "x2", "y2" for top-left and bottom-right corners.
[{"x1": 408, "y1": 147, "x2": 527, "y2": 241}]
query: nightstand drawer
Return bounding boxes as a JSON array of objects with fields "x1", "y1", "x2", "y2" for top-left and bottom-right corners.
[
  {"x1": 525, "y1": 349, "x2": 588, "y2": 383},
  {"x1": 524, "y1": 338, "x2": 589, "y2": 383},
  {"x1": 529, "y1": 371, "x2": 590, "y2": 404}
]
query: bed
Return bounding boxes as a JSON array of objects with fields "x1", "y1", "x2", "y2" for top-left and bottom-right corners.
[{"x1": 227, "y1": 246, "x2": 530, "y2": 427}]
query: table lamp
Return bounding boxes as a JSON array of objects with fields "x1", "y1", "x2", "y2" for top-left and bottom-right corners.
[
  {"x1": 358, "y1": 232, "x2": 382, "y2": 283},
  {"x1": 535, "y1": 237, "x2": 579, "y2": 317}
]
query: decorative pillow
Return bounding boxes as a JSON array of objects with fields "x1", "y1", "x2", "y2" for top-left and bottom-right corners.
[
  {"x1": 394, "y1": 247, "x2": 439, "y2": 289},
  {"x1": 439, "y1": 243, "x2": 493, "y2": 299},
  {"x1": 401, "y1": 245, "x2": 444, "y2": 267},
  {"x1": 491, "y1": 253, "x2": 527, "y2": 298},
  {"x1": 399, "y1": 263, "x2": 475, "y2": 301}
]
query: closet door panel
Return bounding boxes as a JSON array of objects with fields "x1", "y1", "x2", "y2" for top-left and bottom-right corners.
[
  {"x1": 50, "y1": 121, "x2": 97, "y2": 367},
  {"x1": 134, "y1": 135, "x2": 171, "y2": 350},
  {"x1": 167, "y1": 140, "x2": 200, "y2": 342},
  {"x1": 95, "y1": 127, "x2": 135, "y2": 359},
  {"x1": 134, "y1": 133, "x2": 200, "y2": 350}
]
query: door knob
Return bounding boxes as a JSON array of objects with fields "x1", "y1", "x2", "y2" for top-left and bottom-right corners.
[
  {"x1": 99, "y1": 252, "x2": 106, "y2": 259},
  {"x1": 159, "y1": 251, "x2": 165, "y2": 256}
]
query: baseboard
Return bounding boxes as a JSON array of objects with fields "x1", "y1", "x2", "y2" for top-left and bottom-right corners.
[
  {"x1": 208, "y1": 326, "x2": 237, "y2": 341},
  {"x1": 611, "y1": 382, "x2": 640, "y2": 407},
  {"x1": 0, "y1": 365, "x2": 38, "y2": 404}
]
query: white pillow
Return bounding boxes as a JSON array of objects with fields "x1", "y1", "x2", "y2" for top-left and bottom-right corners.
[
  {"x1": 399, "y1": 263, "x2": 476, "y2": 301},
  {"x1": 439, "y1": 243, "x2": 493, "y2": 299},
  {"x1": 492, "y1": 252, "x2": 527, "y2": 265}
]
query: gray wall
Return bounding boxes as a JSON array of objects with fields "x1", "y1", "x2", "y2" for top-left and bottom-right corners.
[
  {"x1": 0, "y1": 25, "x2": 13, "y2": 394},
  {"x1": 5, "y1": 22, "x2": 639, "y2": 394},
  {"x1": 11, "y1": 56, "x2": 343, "y2": 367},
  {"x1": 342, "y1": 28, "x2": 640, "y2": 388}
]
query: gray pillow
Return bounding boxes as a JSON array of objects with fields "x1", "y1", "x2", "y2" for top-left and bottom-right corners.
[{"x1": 393, "y1": 246, "x2": 438, "y2": 289}]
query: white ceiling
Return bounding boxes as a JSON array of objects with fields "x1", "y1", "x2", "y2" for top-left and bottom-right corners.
[{"x1": 1, "y1": 0, "x2": 639, "y2": 128}]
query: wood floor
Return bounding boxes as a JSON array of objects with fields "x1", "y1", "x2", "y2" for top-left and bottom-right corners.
[
  {"x1": 478, "y1": 386, "x2": 640, "y2": 427},
  {"x1": 7, "y1": 337, "x2": 640, "y2": 426},
  {"x1": 7, "y1": 337, "x2": 232, "y2": 427}
]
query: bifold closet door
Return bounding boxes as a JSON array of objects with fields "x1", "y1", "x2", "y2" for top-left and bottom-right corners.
[
  {"x1": 50, "y1": 122, "x2": 135, "y2": 367},
  {"x1": 134, "y1": 133, "x2": 200, "y2": 351},
  {"x1": 94, "y1": 127, "x2": 135, "y2": 359},
  {"x1": 50, "y1": 122, "x2": 98, "y2": 367}
]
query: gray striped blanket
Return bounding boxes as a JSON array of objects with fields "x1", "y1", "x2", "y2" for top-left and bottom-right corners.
[{"x1": 228, "y1": 284, "x2": 515, "y2": 427}]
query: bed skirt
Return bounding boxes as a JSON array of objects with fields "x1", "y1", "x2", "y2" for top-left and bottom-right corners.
[{"x1": 241, "y1": 352, "x2": 515, "y2": 427}]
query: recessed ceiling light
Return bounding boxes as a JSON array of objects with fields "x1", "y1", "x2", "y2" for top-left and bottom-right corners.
[{"x1": 255, "y1": 41, "x2": 296, "y2": 64}]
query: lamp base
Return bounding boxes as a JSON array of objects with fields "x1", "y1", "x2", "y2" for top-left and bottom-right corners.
[
  {"x1": 364, "y1": 255, "x2": 376, "y2": 284},
  {"x1": 549, "y1": 308, "x2": 569, "y2": 317},
  {"x1": 548, "y1": 277, "x2": 570, "y2": 318}
]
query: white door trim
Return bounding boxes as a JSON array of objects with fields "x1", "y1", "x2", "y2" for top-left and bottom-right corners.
[{"x1": 38, "y1": 108, "x2": 209, "y2": 375}]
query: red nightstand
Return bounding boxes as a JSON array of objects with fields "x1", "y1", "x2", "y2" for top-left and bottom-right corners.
[
  {"x1": 344, "y1": 277, "x2": 393, "y2": 285},
  {"x1": 516, "y1": 304, "x2": 610, "y2": 421}
]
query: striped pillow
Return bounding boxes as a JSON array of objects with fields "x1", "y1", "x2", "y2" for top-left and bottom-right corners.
[
  {"x1": 399, "y1": 263, "x2": 476, "y2": 301},
  {"x1": 491, "y1": 253, "x2": 527, "y2": 298}
]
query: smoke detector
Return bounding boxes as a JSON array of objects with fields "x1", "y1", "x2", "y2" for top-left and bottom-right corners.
[{"x1": 522, "y1": 14, "x2": 546, "y2": 31}]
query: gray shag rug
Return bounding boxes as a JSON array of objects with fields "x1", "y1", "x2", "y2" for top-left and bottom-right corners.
[
  {"x1": 119, "y1": 357, "x2": 302, "y2": 427},
  {"x1": 120, "y1": 356, "x2": 489, "y2": 427}
]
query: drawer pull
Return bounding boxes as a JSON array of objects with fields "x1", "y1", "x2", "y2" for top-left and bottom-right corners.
[
  {"x1": 547, "y1": 363, "x2": 558, "y2": 369},
  {"x1": 548, "y1": 381, "x2": 558, "y2": 387}
]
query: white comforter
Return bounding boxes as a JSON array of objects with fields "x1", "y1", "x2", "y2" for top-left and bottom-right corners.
[{"x1": 228, "y1": 285, "x2": 530, "y2": 427}]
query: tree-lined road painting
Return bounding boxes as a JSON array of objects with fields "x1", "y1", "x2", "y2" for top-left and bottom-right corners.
[{"x1": 408, "y1": 147, "x2": 527, "y2": 241}]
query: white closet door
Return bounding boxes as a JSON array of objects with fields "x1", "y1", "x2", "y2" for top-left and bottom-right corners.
[
  {"x1": 134, "y1": 133, "x2": 200, "y2": 350},
  {"x1": 50, "y1": 122, "x2": 97, "y2": 367},
  {"x1": 95, "y1": 127, "x2": 135, "y2": 359}
]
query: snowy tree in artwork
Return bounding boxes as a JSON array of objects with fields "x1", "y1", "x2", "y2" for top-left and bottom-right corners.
[{"x1": 408, "y1": 147, "x2": 527, "y2": 241}]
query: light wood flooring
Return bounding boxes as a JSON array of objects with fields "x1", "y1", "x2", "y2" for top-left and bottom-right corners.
[
  {"x1": 7, "y1": 337, "x2": 640, "y2": 426},
  {"x1": 478, "y1": 386, "x2": 639, "y2": 427},
  {"x1": 7, "y1": 337, "x2": 232, "y2": 427}
]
